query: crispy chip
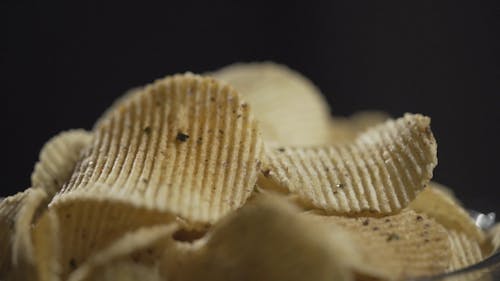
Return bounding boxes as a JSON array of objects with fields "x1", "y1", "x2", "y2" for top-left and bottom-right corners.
[
  {"x1": 56, "y1": 73, "x2": 264, "y2": 225},
  {"x1": 84, "y1": 261, "x2": 162, "y2": 281},
  {"x1": 67, "y1": 224, "x2": 177, "y2": 281},
  {"x1": 330, "y1": 111, "x2": 390, "y2": 143},
  {"x1": 260, "y1": 114, "x2": 437, "y2": 214},
  {"x1": 307, "y1": 209, "x2": 451, "y2": 280},
  {"x1": 447, "y1": 229, "x2": 484, "y2": 271},
  {"x1": 31, "y1": 130, "x2": 93, "y2": 197},
  {"x1": 166, "y1": 194, "x2": 356, "y2": 281},
  {"x1": 409, "y1": 183, "x2": 485, "y2": 243},
  {"x1": 32, "y1": 210, "x2": 62, "y2": 281},
  {"x1": 211, "y1": 62, "x2": 333, "y2": 146},
  {"x1": 0, "y1": 188, "x2": 48, "y2": 279}
]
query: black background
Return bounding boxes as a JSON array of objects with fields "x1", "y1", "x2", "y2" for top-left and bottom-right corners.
[{"x1": 4, "y1": 1, "x2": 499, "y2": 213}]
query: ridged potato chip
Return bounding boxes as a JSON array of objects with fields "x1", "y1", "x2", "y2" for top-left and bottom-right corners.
[
  {"x1": 165, "y1": 194, "x2": 356, "y2": 281},
  {"x1": 31, "y1": 130, "x2": 92, "y2": 198},
  {"x1": 447, "y1": 229, "x2": 484, "y2": 271},
  {"x1": 67, "y1": 224, "x2": 177, "y2": 281},
  {"x1": 330, "y1": 111, "x2": 390, "y2": 143},
  {"x1": 409, "y1": 183, "x2": 485, "y2": 243},
  {"x1": 260, "y1": 113, "x2": 437, "y2": 214},
  {"x1": 307, "y1": 209, "x2": 451, "y2": 280},
  {"x1": 0, "y1": 188, "x2": 47, "y2": 280},
  {"x1": 211, "y1": 62, "x2": 333, "y2": 146},
  {"x1": 32, "y1": 210, "x2": 62, "y2": 281},
  {"x1": 57, "y1": 73, "x2": 264, "y2": 225}
]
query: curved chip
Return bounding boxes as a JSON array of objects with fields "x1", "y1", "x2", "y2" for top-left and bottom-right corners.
[
  {"x1": 31, "y1": 130, "x2": 93, "y2": 197},
  {"x1": 409, "y1": 183, "x2": 485, "y2": 243},
  {"x1": 307, "y1": 209, "x2": 451, "y2": 280},
  {"x1": 0, "y1": 188, "x2": 48, "y2": 279},
  {"x1": 330, "y1": 111, "x2": 390, "y2": 143},
  {"x1": 166, "y1": 194, "x2": 356, "y2": 281},
  {"x1": 447, "y1": 229, "x2": 484, "y2": 271},
  {"x1": 56, "y1": 73, "x2": 264, "y2": 225},
  {"x1": 260, "y1": 113, "x2": 437, "y2": 214},
  {"x1": 67, "y1": 224, "x2": 177, "y2": 281},
  {"x1": 211, "y1": 62, "x2": 333, "y2": 146}
]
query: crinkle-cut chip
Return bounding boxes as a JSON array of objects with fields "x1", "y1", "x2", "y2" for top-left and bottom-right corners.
[
  {"x1": 32, "y1": 209, "x2": 62, "y2": 281},
  {"x1": 260, "y1": 113, "x2": 437, "y2": 214},
  {"x1": 165, "y1": 194, "x2": 356, "y2": 281},
  {"x1": 487, "y1": 224, "x2": 500, "y2": 255},
  {"x1": 67, "y1": 224, "x2": 177, "y2": 281},
  {"x1": 83, "y1": 261, "x2": 162, "y2": 281},
  {"x1": 409, "y1": 183, "x2": 485, "y2": 243},
  {"x1": 93, "y1": 87, "x2": 142, "y2": 129},
  {"x1": 57, "y1": 73, "x2": 264, "y2": 225},
  {"x1": 44, "y1": 195, "x2": 175, "y2": 279},
  {"x1": 330, "y1": 111, "x2": 390, "y2": 143},
  {"x1": 210, "y1": 62, "x2": 333, "y2": 146},
  {"x1": 447, "y1": 229, "x2": 484, "y2": 271},
  {"x1": 31, "y1": 129, "x2": 93, "y2": 197},
  {"x1": 306, "y1": 209, "x2": 451, "y2": 280},
  {"x1": 0, "y1": 188, "x2": 48, "y2": 279}
]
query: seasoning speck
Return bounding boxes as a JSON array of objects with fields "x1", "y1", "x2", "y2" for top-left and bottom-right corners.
[
  {"x1": 416, "y1": 215, "x2": 423, "y2": 221},
  {"x1": 143, "y1": 126, "x2": 151, "y2": 134},
  {"x1": 362, "y1": 219, "x2": 370, "y2": 226},
  {"x1": 386, "y1": 233, "x2": 400, "y2": 242},
  {"x1": 277, "y1": 147, "x2": 285, "y2": 152},
  {"x1": 336, "y1": 183, "x2": 344, "y2": 189},
  {"x1": 69, "y1": 258, "x2": 77, "y2": 269},
  {"x1": 262, "y1": 169, "x2": 271, "y2": 178},
  {"x1": 176, "y1": 132, "x2": 189, "y2": 142}
]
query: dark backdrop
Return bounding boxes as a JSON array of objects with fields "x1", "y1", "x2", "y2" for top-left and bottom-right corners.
[{"x1": 4, "y1": 1, "x2": 499, "y2": 213}]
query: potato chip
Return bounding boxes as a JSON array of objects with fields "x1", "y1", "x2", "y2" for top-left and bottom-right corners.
[
  {"x1": 330, "y1": 110, "x2": 390, "y2": 143},
  {"x1": 32, "y1": 210, "x2": 62, "y2": 281},
  {"x1": 260, "y1": 113, "x2": 437, "y2": 214},
  {"x1": 307, "y1": 209, "x2": 451, "y2": 280},
  {"x1": 67, "y1": 224, "x2": 177, "y2": 281},
  {"x1": 211, "y1": 62, "x2": 333, "y2": 146},
  {"x1": 83, "y1": 261, "x2": 162, "y2": 281},
  {"x1": 447, "y1": 229, "x2": 484, "y2": 271},
  {"x1": 42, "y1": 195, "x2": 175, "y2": 279},
  {"x1": 57, "y1": 73, "x2": 264, "y2": 225},
  {"x1": 31, "y1": 130, "x2": 93, "y2": 198},
  {"x1": 0, "y1": 188, "x2": 48, "y2": 279},
  {"x1": 486, "y1": 223, "x2": 500, "y2": 256},
  {"x1": 409, "y1": 183, "x2": 485, "y2": 243},
  {"x1": 166, "y1": 193, "x2": 356, "y2": 281}
]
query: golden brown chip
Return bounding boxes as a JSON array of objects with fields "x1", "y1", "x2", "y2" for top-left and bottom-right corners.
[
  {"x1": 56, "y1": 73, "x2": 264, "y2": 225},
  {"x1": 0, "y1": 188, "x2": 48, "y2": 279},
  {"x1": 447, "y1": 229, "x2": 484, "y2": 271},
  {"x1": 409, "y1": 183, "x2": 485, "y2": 243},
  {"x1": 330, "y1": 111, "x2": 390, "y2": 143},
  {"x1": 31, "y1": 130, "x2": 93, "y2": 198},
  {"x1": 165, "y1": 194, "x2": 356, "y2": 281},
  {"x1": 211, "y1": 62, "x2": 333, "y2": 146},
  {"x1": 306, "y1": 209, "x2": 451, "y2": 280},
  {"x1": 260, "y1": 113, "x2": 437, "y2": 214},
  {"x1": 67, "y1": 224, "x2": 177, "y2": 281}
]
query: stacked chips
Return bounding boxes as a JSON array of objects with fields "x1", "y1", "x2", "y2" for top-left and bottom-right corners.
[{"x1": 1, "y1": 63, "x2": 497, "y2": 281}]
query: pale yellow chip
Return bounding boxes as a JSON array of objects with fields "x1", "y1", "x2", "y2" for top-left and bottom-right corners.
[
  {"x1": 31, "y1": 130, "x2": 92, "y2": 198},
  {"x1": 211, "y1": 62, "x2": 333, "y2": 146},
  {"x1": 307, "y1": 209, "x2": 451, "y2": 280},
  {"x1": 0, "y1": 188, "x2": 48, "y2": 280},
  {"x1": 166, "y1": 193, "x2": 356, "y2": 281},
  {"x1": 330, "y1": 110, "x2": 390, "y2": 143},
  {"x1": 409, "y1": 183, "x2": 485, "y2": 243},
  {"x1": 84, "y1": 261, "x2": 162, "y2": 281},
  {"x1": 447, "y1": 229, "x2": 484, "y2": 271},
  {"x1": 40, "y1": 196, "x2": 175, "y2": 279},
  {"x1": 56, "y1": 73, "x2": 264, "y2": 225},
  {"x1": 260, "y1": 113, "x2": 437, "y2": 214},
  {"x1": 67, "y1": 224, "x2": 177, "y2": 281}
]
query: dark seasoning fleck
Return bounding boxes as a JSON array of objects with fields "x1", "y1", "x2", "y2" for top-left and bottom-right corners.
[
  {"x1": 176, "y1": 132, "x2": 189, "y2": 142},
  {"x1": 69, "y1": 258, "x2": 77, "y2": 269},
  {"x1": 143, "y1": 126, "x2": 152, "y2": 134},
  {"x1": 386, "y1": 233, "x2": 400, "y2": 242}
]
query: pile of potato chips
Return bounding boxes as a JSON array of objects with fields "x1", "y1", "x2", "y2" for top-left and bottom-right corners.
[{"x1": 1, "y1": 62, "x2": 499, "y2": 281}]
